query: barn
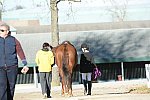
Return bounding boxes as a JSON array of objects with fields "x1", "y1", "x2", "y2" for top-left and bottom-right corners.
[
  {"x1": 2, "y1": 0, "x2": 150, "y2": 85},
  {"x1": 5, "y1": 20, "x2": 150, "y2": 84}
]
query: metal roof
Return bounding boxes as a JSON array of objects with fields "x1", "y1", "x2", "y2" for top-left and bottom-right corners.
[{"x1": 15, "y1": 28, "x2": 150, "y2": 67}]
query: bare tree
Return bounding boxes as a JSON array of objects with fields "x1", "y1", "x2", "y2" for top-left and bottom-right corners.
[
  {"x1": 103, "y1": 0, "x2": 128, "y2": 22},
  {"x1": 0, "y1": 0, "x2": 3, "y2": 20},
  {"x1": 49, "y1": 0, "x2": 81, "y2": 86},
  {"x1": 50, "y1": 0, "x2": 59, "y2": 47},
  {"x1": 50, "y1": 0, "x2": 60, "y2": 86}
]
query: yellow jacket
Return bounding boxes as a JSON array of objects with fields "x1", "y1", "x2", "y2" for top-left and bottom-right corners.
[{"x1": 35, "y1": 50, "x2": 54, "y2": 72}]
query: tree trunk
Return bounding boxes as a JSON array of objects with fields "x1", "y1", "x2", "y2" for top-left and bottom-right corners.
[
  {"x1": 0, "y1": 1, "x2": 3, "y2": 20},
  {"x1": 51, "y1": 0, "x2": 59, "y2": 46},
  {"x1": 50, "y1": 0, "x2": 60, "y2": 86},
  {"x1": 0, "y1": 10, "x2": 2, "y2": 20}
]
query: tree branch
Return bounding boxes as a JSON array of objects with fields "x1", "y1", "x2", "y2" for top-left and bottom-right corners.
[{"x1": 56, "y1": 0, "x2": 61, "y2": 4}]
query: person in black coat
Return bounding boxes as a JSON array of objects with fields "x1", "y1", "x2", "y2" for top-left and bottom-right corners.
[{"x1": 80, "y1": 43, "x2": 97, "y2": 95}]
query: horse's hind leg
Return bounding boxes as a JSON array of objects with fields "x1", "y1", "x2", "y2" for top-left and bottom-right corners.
[
  {"x1": 68, "y1": 87, "x2": 73, "y2": 97},
  {"x1": 68, "y1": 74, "x2": 73, "y2": 97},
  {"x1": 59, "y1": 70, "x2": 65, "y2": 96},
  {"x1": 61, "y1": 81, "x2": 65, "y2": 96}
]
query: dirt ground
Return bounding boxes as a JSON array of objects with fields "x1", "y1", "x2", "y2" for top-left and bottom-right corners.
[
  {"x1": 14, "y1": 80, "x2": 150, "y2": 100},
  {"x1": 14, "y1": 88, "x2": 85, "y2": 100}
]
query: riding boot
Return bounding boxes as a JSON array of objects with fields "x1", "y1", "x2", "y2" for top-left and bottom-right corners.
[
  {"x1": 87, "y1": 81, "x2": 92, "y2": 95},
  {"x1": 83, "y1": 80, "x2": 87, "y2": 95}
]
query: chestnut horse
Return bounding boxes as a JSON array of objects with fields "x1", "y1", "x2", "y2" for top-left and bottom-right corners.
[{"x1": 54, "y1": 41, "x2": 78, "y2": 96}]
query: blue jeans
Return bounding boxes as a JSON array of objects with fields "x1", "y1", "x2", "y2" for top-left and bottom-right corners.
[{"x1": 0, "y1": 66, "x2": 18, "y2": 100}]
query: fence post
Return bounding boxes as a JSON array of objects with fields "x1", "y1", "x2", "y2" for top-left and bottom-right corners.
[
  {"x1": 145, "y1": 64, "x2": 150, "y2": 88},
  {"x1": 121, "y1": 62, "x2": 124, "y2": 81},
  {"x1": 33, "y1": 66, "x2": 38, "y2": 88}
]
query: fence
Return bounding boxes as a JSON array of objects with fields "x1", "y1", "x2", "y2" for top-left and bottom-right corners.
[{"x1": 16, "y1": 61, "x2": 148, "y2": 84}]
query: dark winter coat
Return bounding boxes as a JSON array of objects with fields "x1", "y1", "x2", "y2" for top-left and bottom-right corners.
[
  {"x1": 80, "y1": 53, "x2": 94, "y2": 73},
  {"x1": 0, "y1": 35, "x2": 27, "y2": 67}
]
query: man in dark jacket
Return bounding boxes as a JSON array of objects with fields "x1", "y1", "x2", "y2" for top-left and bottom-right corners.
[
  {"x1": 80, "y1": 43, "x2": 97, "y2": 95},
  {"x1": 0, "y1": 23, "x2": 29, "y2": 100}
]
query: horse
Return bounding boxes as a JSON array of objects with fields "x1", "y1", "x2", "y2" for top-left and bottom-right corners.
[{"x1": 54, "y1": 41, "x2": 78, "y2": 96}]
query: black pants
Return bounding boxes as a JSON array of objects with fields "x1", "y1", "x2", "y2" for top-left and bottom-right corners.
[{"x1": 0, "y1": 66, "x2": 18, "y2": 100}]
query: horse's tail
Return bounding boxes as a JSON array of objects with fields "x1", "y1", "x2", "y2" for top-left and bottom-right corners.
[{"x1": 62, "y1": 44, "x2": 69, "y2": 86}]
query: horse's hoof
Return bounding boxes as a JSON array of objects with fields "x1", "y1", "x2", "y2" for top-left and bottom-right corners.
[
  {"x1": 61, "y1": 93, "x2": 65, "y2": 97},
  {"x1": 68, "y1": 93, "x2": 73, "y2": 97},
  {"x1": 69, "y1": 94, "x2": 73, "y2": 97},
  {"x1": 65, "y1": 94, "x2": 73, "y2": 97},
  {"x1": 61, "y1": 94, "x2": 65, "y2": 97}
]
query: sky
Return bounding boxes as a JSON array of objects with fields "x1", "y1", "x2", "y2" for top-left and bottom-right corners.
[
  {"x1": 2, "y1": 0, "x2": 150, "y2": 25},
  {"x1": 3, "y1": 0, "x2": 150, "y2": 10},
  {"x1": 3, "y1": 0, "x2": 47, "y2": 10}
]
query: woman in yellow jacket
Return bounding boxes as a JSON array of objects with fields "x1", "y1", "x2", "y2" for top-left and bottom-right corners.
[{"x1": 35, "y1": 42, "x2": 54, "y2": 99}]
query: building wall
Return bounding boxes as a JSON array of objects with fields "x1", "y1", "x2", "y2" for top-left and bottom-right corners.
[
  {"x1": 14, "y1": 28, "x2": 150, "y2": 66},
  {"x1": 5, "y1": 20, "x2": 40, "y2": 27},
  {"x1": 14, "y1": 28, "x2": 150, "y2": 84}
]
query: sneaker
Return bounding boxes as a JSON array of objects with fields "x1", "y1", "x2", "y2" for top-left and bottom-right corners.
[{"x1": 43, "y1": 93, "x2": 47, "y2": 99}]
